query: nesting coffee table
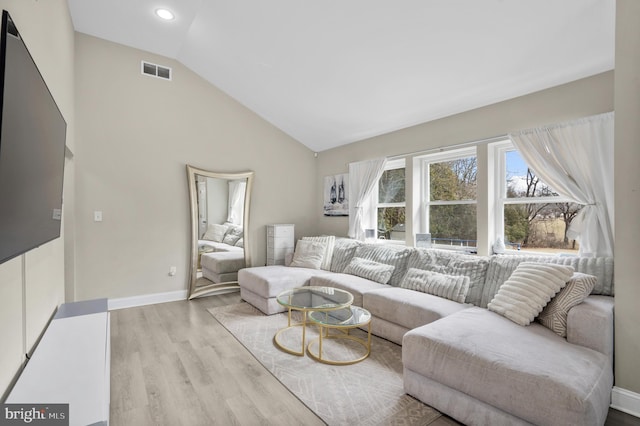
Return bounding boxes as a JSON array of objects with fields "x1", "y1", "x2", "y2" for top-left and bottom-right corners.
[{"x1": 275, "y1": 286, "x2": 371, "y2": 365}]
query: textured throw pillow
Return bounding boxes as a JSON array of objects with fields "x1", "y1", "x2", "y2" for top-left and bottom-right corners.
[
  {"x1": 289, "y1": 240, "x2": 326, "y2": 269},
  {"x1": 234, "y1": 238, "x2": 244, "y2": 248},
  {"x1": 202, "y1": 224, "x2": 228, "y2": 243},
  {"x1": 537, "y1": 272, "x2": 597, "y2": 337},
  {"x1": 344, "y1": 257, "x2": 395, "y2": 284},
  {"x1": 302, "y1": 235, "x2": 336, "y2": 270},
  {"x1": 400, "y1": 268, "x2": 470, "y2": 303},
  {"x1": 487, "y1": 262, "x2": 574, "y2": 326},
  {"x1": 222, "y1": 226, "x2": 243, "y2": 246}
]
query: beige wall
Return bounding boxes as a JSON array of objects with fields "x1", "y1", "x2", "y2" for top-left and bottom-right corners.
[
  {"x1": 0, "y1": 0, "x2": 75, "y2": 396},
  {"x1": 315, "y1": 72, "x2": 614, "y2": 240},
  {"x1": 614, "y1": 0, "x2": 640, "y2": 395},
  {"x1": 74, "y1": 34, "x2": 317, "y2": 300}
]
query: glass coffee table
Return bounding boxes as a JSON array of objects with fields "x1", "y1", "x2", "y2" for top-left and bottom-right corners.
[
  {"x1": 275, "y1": 286, "x2": 354, "y2": 356},
  {"x1": 307, "y1": 306, "x2": 372, "y2": 365}
]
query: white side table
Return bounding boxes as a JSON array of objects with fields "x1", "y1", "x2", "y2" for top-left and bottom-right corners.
[{"x1": 266, "y1": 224, "x2": 294, "y2": 265}]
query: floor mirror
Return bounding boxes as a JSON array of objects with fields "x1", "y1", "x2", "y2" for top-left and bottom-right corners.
[{"x1": 186, "y1": 165, "x2": 254, "y2": 299}]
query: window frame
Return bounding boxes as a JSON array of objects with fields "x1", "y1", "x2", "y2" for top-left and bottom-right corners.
[
  {"x1": 492, "y1": 140, "x2": 578, "y2": 254},
  {"x1": 419, "y1": 147, "x2": 478, "y2": 251},
  {"x1": 370, "y1": 158, "x2": 406, "y2": 244}
]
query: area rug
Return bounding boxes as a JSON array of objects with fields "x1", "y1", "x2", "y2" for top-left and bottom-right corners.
[{"x1": 208, "y1": 302, "x2": 441, "y2": 425}]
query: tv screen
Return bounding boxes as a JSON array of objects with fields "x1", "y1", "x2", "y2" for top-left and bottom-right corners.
[{"x1": 0, "y1": 10, "x2": 67, "y2": 264}]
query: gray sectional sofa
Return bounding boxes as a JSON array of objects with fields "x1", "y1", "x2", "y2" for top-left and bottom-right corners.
[{"x1": 238, "y1": 237, "x2": 615, "y2": 426}]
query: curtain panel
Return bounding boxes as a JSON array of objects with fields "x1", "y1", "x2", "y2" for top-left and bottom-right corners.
[
  {"x1": 348, "y1": 158, "x2": 387, "y2": 241},
  {"x1": 509, "y1": 112, "x2": 614, "y2": 257}
]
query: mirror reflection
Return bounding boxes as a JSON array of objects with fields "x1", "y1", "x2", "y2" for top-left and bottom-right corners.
[{"x1": 187, "y1": 165, "x2": 253, "y2": 299}]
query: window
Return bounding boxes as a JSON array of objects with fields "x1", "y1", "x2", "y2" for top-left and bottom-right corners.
[
  {"x1": 376, "y1": 159, "x2": 405, "y2": 241},
  {"x1": 420, "y1": 148, "x2": 477, "y2": 250},
  {"x1": 494, "y1": 141, "x2": 582, "y2": 254}
]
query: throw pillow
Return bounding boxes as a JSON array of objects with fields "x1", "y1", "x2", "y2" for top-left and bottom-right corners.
[
  {"x1": 289, "y1": 240, "x2": 326, "y2": 269},
  {"x1": 343, "y1": 257, "x2": 395, "y2": 284},
  {"x1": 222, "y1": 226, "x2": 243, "y2": 246},
  {"x1": 537, "y1": 272, "x2": 597, "y2": 337},
  {"x1": 234, "y1": 238, "x2": 244, "y2": 248},
  {"x1": 487, "y1": 262, "x2": 574, "y2": 326},
  {"x1": 400, "y1": 268, "x2": 470, "y2": 303},
  {"x1": 302, "y1": 235, "x2": 336, "y2": 270},
  {"x1": 202, "y1": 224, "x2": 228, "y2": 242}
]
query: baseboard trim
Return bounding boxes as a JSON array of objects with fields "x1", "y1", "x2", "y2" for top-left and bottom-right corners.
[
  {"x1": 611, "y1": 386, "x2": 640, "y2": 418},
  {"x1": 108, "y1": 290, "x2": 188, "y2": 311}
]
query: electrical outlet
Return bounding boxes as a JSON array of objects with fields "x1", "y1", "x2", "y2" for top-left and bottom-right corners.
[
  {"x1": 169, "y1": 266, "x2": 177, "y2": 276},
  {"x1": 94, "y1": 211, "x2": 103, "y2": 222}
]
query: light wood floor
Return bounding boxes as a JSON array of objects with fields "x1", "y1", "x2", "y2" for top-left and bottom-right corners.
[{"x1": 110, "y1": 292, "x2": 640, "y2": 426}]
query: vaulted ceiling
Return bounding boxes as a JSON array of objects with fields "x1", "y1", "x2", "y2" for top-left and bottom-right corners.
[{"x1": 68, "y1": 0, "x2": 615, "y2": 152}]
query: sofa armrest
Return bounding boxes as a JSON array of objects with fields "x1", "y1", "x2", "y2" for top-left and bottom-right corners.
[{"x1": 567, "y1": 295, "x2": 614, "y2": 364}]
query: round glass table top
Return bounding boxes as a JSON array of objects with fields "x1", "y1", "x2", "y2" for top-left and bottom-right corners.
[
  {"x1": 308, "y1": 306, "x2": 371, "y2": 327},
  {"x1": 276, "y1": 286, "x2": 354, "y2": 311}
]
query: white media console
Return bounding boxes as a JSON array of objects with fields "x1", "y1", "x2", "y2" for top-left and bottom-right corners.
[{"x1": 6, "y1": 299, "x2": 110, "y2": 426}]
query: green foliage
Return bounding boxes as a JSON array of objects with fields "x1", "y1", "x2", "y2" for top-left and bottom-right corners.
[{"x1": 504, "y1": 204, "x2": 529, "y2": 243}]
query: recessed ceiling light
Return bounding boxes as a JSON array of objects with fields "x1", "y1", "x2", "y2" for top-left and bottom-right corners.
[{"x1": 155, "y1": 8, "x2": 175, "y2": 21}]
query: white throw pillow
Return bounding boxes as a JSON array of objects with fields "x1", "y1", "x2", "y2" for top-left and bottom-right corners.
[
  {"x1": 302, "y1": 235, "x2": 335, "y2": 270},
  {"x1": 289, "y1": 240, "x2": 326, "y2": 270},
  {"x1": 202, "y1": 224, "x2": 228, "y2": 242},
  {"x1": 537, "y1": 272, "x2": 596, "y2": 337},
  {"x1": 222, "y1": 226, "x2": 243, "y2": 246},
  {"x1": 400, "y1": 268, "x2": 470, "y2": 303},
  {"x1": 487, "y1": 262, "x2": 574, "y2": 326},
  {"x1": 343, "y1": 257, "x2": 395, "y2": 284}
]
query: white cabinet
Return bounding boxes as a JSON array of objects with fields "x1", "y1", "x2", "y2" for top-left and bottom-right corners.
[
  {"x1": 266, "y1": 224, "x2": 294, "y2": 265},
  {"x1": 7, "y1": 299, "x2": 110, "y2": 426}
]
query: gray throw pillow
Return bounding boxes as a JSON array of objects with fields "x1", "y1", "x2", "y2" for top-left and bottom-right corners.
[
  {"x1": 400, "y1": 268, "x2": 470, "y2": 303},
  {"x1": 537, "y1": 272, "x2": 596, "y2": 337},
  {"x1": 343, "y1": 257, "x2": 395, "y2": 284}
]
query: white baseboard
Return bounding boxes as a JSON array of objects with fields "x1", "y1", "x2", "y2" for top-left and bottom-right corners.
[
  {"x1": 108, "y1": 290, "x2": 188, "y2": 311},
  {"x1": 611, "y1": 386, "x2": 640, "y2": 418}
]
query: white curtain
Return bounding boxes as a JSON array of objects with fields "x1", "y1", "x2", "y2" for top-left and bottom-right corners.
[
  {"x1": 227, "y1": 180, "x2": 246, "y2": 226},
  {"x1": 348, "y1": 158, "x2": 387, "y2": 241},
  {"x1": 509, "y1": 112, "x2": 614, "y2": 257}
]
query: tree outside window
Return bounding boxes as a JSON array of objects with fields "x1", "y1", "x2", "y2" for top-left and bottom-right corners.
[
  {"x1": 502, "y1": 149, "x2": 582, "y2": 252},
  {"x1": 423, "y1": 150, "x2": 477, "y2": 248}
]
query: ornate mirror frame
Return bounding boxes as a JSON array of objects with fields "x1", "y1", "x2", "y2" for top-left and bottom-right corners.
[{"x1": 187, "y1": 165, "x2": 254, "y2": 299}]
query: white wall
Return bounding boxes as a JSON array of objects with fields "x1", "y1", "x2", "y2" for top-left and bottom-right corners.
[
  {"x1": 74, "y1": 34, "x2": 318, "y2": 300},
  {"x1": 614, "y1": 0, "x2": 640, "y2": 397},
  {"x1": 0, "y1": 0, "x2": 75, "y2": 396}
]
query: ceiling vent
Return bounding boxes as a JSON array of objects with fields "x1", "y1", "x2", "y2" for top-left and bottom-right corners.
[{"x1": 141, "y1": 61, "x2": 172, "y2": 80}]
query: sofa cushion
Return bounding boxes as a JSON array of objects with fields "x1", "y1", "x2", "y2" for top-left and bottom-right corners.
[
  {"x1": 487, "y1": 262, "x2": 574, "y2": 326},
  {"x1": 403, "y1": 307, "x2": 613, "y2": 426},
  {"x1": 364, "y1": 287, "x2": 470, "y2": 331},
  {"x1": 329, "y1": 238, "x2": 362, "y2": 273},
  {"x1": 201, "y1": 251, "x2": 245, "y2": 274},
  {"x1": 289, "y1": 240, "x2": 325, "y2": 269},
  {"x1": 202, "y1": 223, "x2": 228, "y2": 242},
  {"x1": 481, "y1": 255, "x2": 614, "y2": 307},
  {"x1": 222, "y1": 225, "x2": 243, "y2": 246},
  {"x1": 302, "y1": 235, "x2": 335, "y2": 270},
  {"x1": 350, "y1": 243, "x2": 412, "y2": 286},
  {"x1": 310, "y1": 273, "x2": 388, "y2": 307},
  {"x1": 538, "y1": 272, "x2": 597, "y2": 337},
  {"x1": 343, "y1": 257, "x2": 395, "y2": 284},
  {"x1": 400, "y1": 268, "x2": 470, "y2": 303},
  {"x1": 406, "y1": 249, "x2": 490, "y2": 306},
  {"x1": 237, "y1": 266, "x2": 329, "y2": 298}
]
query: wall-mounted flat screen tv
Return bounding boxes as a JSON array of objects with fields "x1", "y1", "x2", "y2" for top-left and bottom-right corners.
[{"x1": 0, "y1": 10, "x2": 67, "y2": 264}]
